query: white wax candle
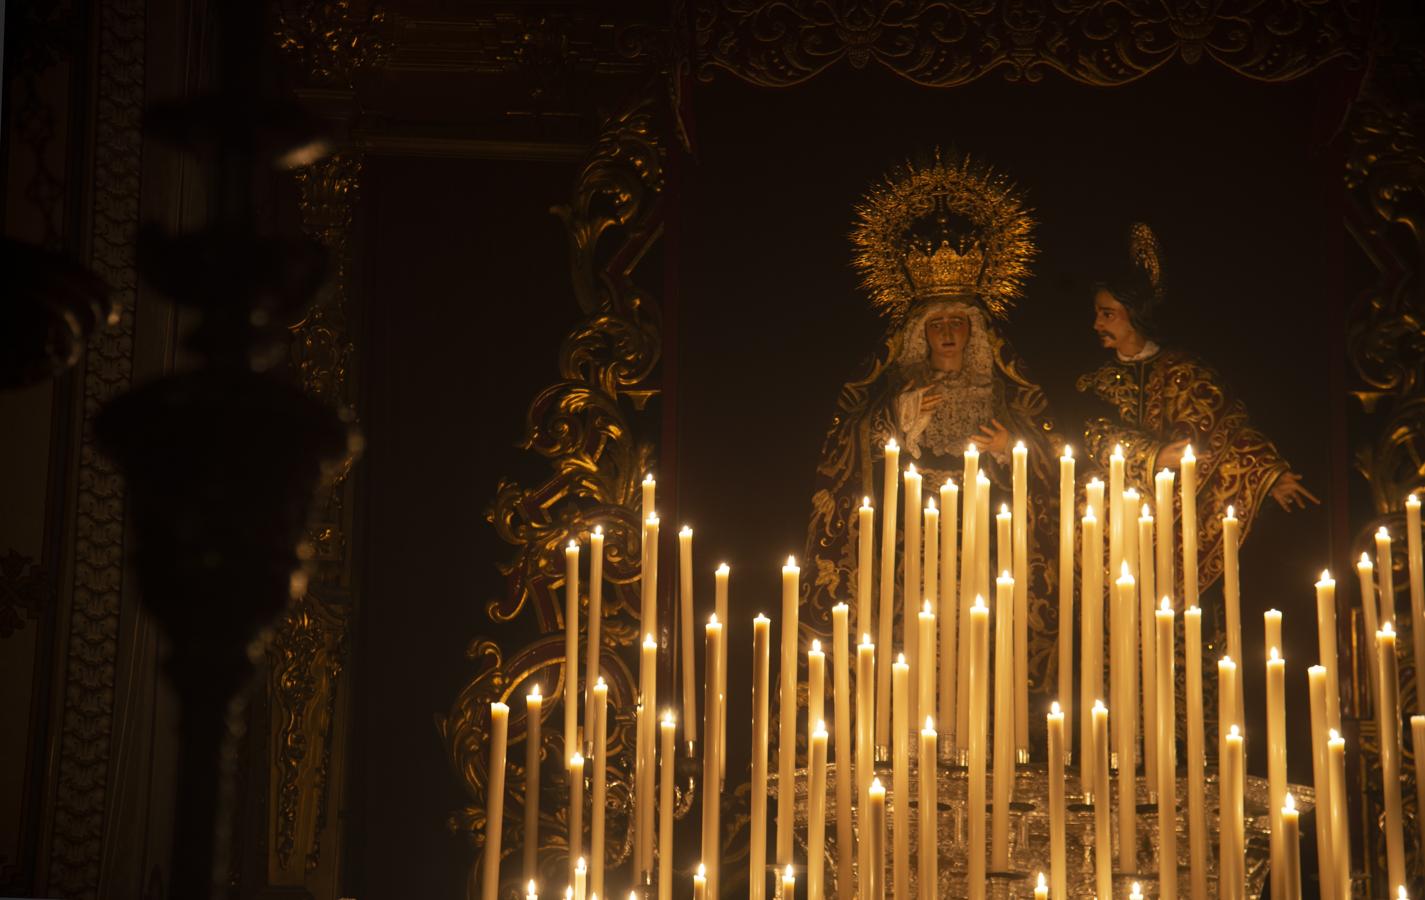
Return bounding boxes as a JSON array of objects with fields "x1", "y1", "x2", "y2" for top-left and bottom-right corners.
[
  {"x1": 1035, "y1": 873, "x2": 1050, "y2": 900},
  {"x1": 703, "y1": 618, "x2": 723, "y2": 897},
  {"x1": 1315, "y1": 572, "x2": 1341, "y2": 731},
  {"x1": 1266, "y1": 646, "x2": 1287, "y2": 899},
  {"x1": 1379, "y1": 624, "x2": 1406, "y2": 889},
  {"x1": 657, "y1": 714, "x2": 674, "y2": 900},
  {"x1": 574, "y1": 857, "x2": 586, "y2": 900},
  {"x1": 939, "y1": 479, "x2": 959, "y2": 742},
  {"x1": 831, "y1": 604, "x2": 854, "y2": 893},
  {"x1": 777, "y1": 557, "x2": 799, "y2": 868},
  {"x1": 527, "y1": 879, "x2": 538, "y2": 900},
  {"x1": 1080, "y1": 502, "x2": 1102, "y2": 792},
  {"x1": 1139, "y1": 506, "x2": 1159, "y2": 793},
  {"x1": 958, "y1": 447, "x2": 980, "y2": 750},
  {"x1": 967, "y1": 597, "x2": 989, "y2": 899},
  {"x1": 590, "y1": 679, "x2": 608, "y2": 899},
  {"x1": 1013, "y1": 441, "x2": 1029, "y2": 751},
  {"x1": 1359, "y1": 552, "x2": 1382, "y2": 710},
  {"x1": 1378, "y1": 525, "x2": 1397, "y2": 627},
  {"x1": 856, "y1": 634, "x2": 876, "y2": 895},
  {"x1": 693, "y1": 864, "x2": 706, "y2": 900},
  {"x1": 1223, "y1": 507, "x2": 1241, "y2": 674},
  {"x1": 977, "y1": 473, "x2": 991, "y2": 603},
  {"x1": 1327, "y1": 730, "x2": 1350, "y2": 900},
  {"x1": 1415, "y1": 716, "x2": 1425, "y2": 866},
  {"x1": 1306, "y1": 666, "x2": 1336, "y2": 898},
  {"x1": 1115, "y1": 566, "x2": 1137, "y2": 875},
  {"x1": 1181, "y1": 445, "x2": 1198, "y2": 608},
  {"x1": 1154, "y1": 469, "x2": 1175, "y2": 601},
  {"x1": 905, "y1": 466, "x2": 923, "y2": 718},
  {"x1": 750, "y1": 616, "x2": 770, "y2": 900},
  {"x1": 918, "y1": 602, "x2": 936, "y2": 730},
  {"x1": 566, "y1": 540, "x2": 581, "y2": 756},
  {"x1": 524, "y1": 686, "x2": 543, "y2": 884},
  {"x1": 715, "y1": 564, "x2": 729, "y2": 785},
  {"x1": 808, "y1": 639, "x2": 825, "y2": 741},
  {"x1": 925, "y1": 498, "x2": 940, "y2": 610},
  {"x1": 483, "y1": 702, "x2": 510, "y2": 900},
  {"x1": 918, "y1": 717, "x2": 938, "y2": 900},
  {"x1": 781, "y1": 864, "x2": 795, "y2": 898},
  {"x1": 1410, "y1": 495, "x2": 1425, "y2": 712},
  {"x1": 858, "y1": 498, "x2": 874, "y2": 648},
  {"x1": 1223, "y1": 726, "x2": 1244, "y2": 900},
  {"x1": 642, "y1": 515, "x2": 659, "y2": 667},
  {"x1": 1264, "y1": 609, "x2": 1282, "y2": 665},
  {"x1": 641, "y1": 473, "x2": 655, "y2": 528},
  {"x1": 996, "y1": 504, "x2": 1012, "y2": 582},
  {"x1": 892, "y1": 654, "x2": 910, "y2": 899},
  {"x1": 1048, "y1": 702, "x2": 1067, "y2": 900},
  {"x1": 586, "y1": 527, "x2": 604, "y2": 749},
  {"x1": 1058, "y1": 447, "x2": 1075, "y2": 746},
  {"x1": 568, "y1": 752, "x2": 585, "y2": 882},
  {"x1": 868, "y1": 779, "x2": 887, "y2": 900},
  {"x1": 1217, "y1": 656, "x2": 1237, "y2": 798},
  {"x1": 679, "y1": 527, "x2": 696, "y2": 748},
  {"x1": 1281, "y1": 794, "x2": 1303, "y2": 900},
  {"x1": 1184, "y1": 608, "x2": 1207, "y2": 900},
  {"x1": 879, "y1": 441, "x2": 901, "y2": 750},
  {"x1": 1093, "y1": 700, "x2": 1112, "y2": 900},
  {"x1": 1109, "y1": 445, "x2": 1125, "y2": 595},
  {"x1": 1157, "y1": 598, "x2": 1178, "y2": 900},
  {"x1": 637, "y1": 634, "x2": 657, "y2": 875},
  {"x1": 991, "y1": 572, "x2": 1015, "y2": 871},
  {"x1": 808, "y1": 722, "x2": 828, "y2": 900}
]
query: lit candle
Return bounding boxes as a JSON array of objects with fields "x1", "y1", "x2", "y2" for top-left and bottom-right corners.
[
  {"x1": 781, "y1": 864, "x2": 795, "y2": 898},
  {"x1": 641, "y1": 473, "x2": 655, "y2": 529},
  {"x1": 1180, "y1": 445, "x2": 1198, "y2": 608},
  {"x1": 939, "y1": 479, "x2": 959, "y2": 743},
  {"x1": 808, "y1": 638, "x2": 825, "y2": 741},
  {"x1": 1379, "y1": 623, "x2": 1406, "y2": 889},
  {"x1": 1264, "y1": 609, "x2": 1282, "y2": 665},
  {"x1": 1035, "y1": 872, "x2": 1050, "y2": 900},
  {"x1": 636, "y1": 633, "x2": 657, "y2": 876},
  {"x1": 590, "y1": 678, "x2": 608, "y2": 899},
  {"x1": 1223, "y1": 725, "x2": 1244, "y2": 900},
  {"x1": 1222, "y1": 506, "x2": 1242, "y2": 677},
  {"x1": 1315, "y1": 571, "x2": 1341, "y2": 731},
  {"x1": 1415, "y1": 716, "x2": 1425, "y2": 864},
  {"x1": 777, "y1": 556, "x2": 799, "y2": 869},
  {"x1": 703, "y1": 619, "x2": 723, "y2": 897},
  {"x1": 991, "y1": 571, "x2": 1015, "y2": 871},
  {"x1": 1154, "y1": 469, "x2": 1175, "y2": 601},
  {"x1": 1139, "y1": 504, "x2": 1158, "y2": 793},
  {"x1": 574, "y1": 857, "x2": 586, "y2": 900},
  {"x1": 1092, "y1": 700, "x2": 1111, "y2": 900},
  {"x1": 1129, "y1": 882, "x2": 1144, "y2": 900},
  {"x1": 1080, "y1": 501, "x2": 1102, "y2": 792},
  {"x1": 996, "y1": 503, "x2": 1012, "y2": 582},
  {"x1": 925, "y1": 496, "x2": 940, "y2": 609},
  {"x1": 715, "y1": 564, "x2": 729, "y2": 785},
  {"x1": 1411, "y1": 495, "x2": 1425, "y2": 711},
  {"x1": 524, "y1": 685, "x2": 543, "y2": 885},
  {"x1": 1306, "y1": 666, "x2": 1336, "y2": 898},
  {"x1": 1281, "y1": 794, "x2": 1302, "y2": 900},
  {"x1": 868, "y1": 778, "x2": 887, "y2": 900},
  {"x1": 918, "y1": 716, "x2": 938, "y2": 900},
  {"x1": 1013, "y1": 440, "x2": 1029, "y2": 752},
  {"x1": 566, "y1": 540, "x2": 581, "y2": 756},
  {"x1": 1184, "y1": 607, "x2": 1207, "y2": 900},
  {"x1": 692, "y1": 864, "x2": 706, "y2": 900},
  {"x1": 808, "y1": 722, "x2": 828, "y2": 900},
  {"x1": 905, "y1": 465, "x2": 923, "y2": 718},
  {"x1": 1157, "y1": 598, "x2": 1178, "y2": 900},
  {"x1": 958, "y1": 446, "x2": 980, "y2": 751},
  {"x1": 1058, "y1": 446, "x2": 1075, "y2": 747},
  {"x1": 643, "y1": 512, "x2": 660, "y2": 660},
  {"x1": 1109, "y1": 444, "x2": 1125, "y2": 598},
  {"x1": 749, "y1": 615, "x2": 770, "y2": 900},
  {"x1": 1378, "y1": 525, "x2": 1397, "y2": 628},
  {"x1": 586, "y1": 527, "x2": 604, "y2": 749},
  {"x1": 967, "y1": 597, "x2": 990, "y2": 900},
  {"x1": 679, "y1": 527, "x2": 696, "y2": 750},
  {"x1": 1327, "y1": 730, "x2": 1350, "y2": 900},
  {"x1": 1266, "y1": 646, "x2": 1287, "y2": 900},
  {"x1": 1047, "y1": 702, "x2": 1067, "y2": 900},
  {"x1": 879, "y1": 440, "x2": 901, "y2": 750},
  {"x1": 568, "y1": 751, "x2": 585, "y2": 882},
  {"x1": 1115, "y1": 565, "x2": 1137, "y2": 875},
  {"x1": 856, "y1": 634, "x2": 875, "y2": 894},
  {"x1": 1358, "y1": 552, "x2": 1381, "y2": 710},
  {"x1": 483, "y1": 702, "x2": 510, "y2": 900},
  {"x1": 858, "y1": 498, "x2": 874, "y2": 649},
  {"x1": 918, "y1": 602, "x2": 936, "y2": 731},
  {"x1": 831, "y1": 604, "x2": 854, "y2": 893},
  {"x1": 892, "y1": 654, "x2": 910, "y2": 899},
  {"x1": 1217, "y1": 656, "x2": 1237, "y2": 797},
  {"x1": 527, "y1": 879, "x2": 539, "y2": 900},
  {"x1": 977, "y1": 473, "x2": 991, "y2": 605}
]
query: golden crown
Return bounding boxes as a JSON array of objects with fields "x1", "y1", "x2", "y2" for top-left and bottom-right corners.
[
  {"x1": 904, "y1": 239, "x2": 988, "y2": 299},
  {"x1": 852, "y1": 151, "x2": 1035, "y2": 321}
]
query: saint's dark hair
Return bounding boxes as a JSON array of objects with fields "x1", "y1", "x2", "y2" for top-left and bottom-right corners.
[{"x1": 1093, "y1": 266, "x2": 1164, "y2": 342}]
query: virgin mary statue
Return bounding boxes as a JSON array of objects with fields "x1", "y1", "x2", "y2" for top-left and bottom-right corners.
[{"x1": 802, "y1": 153, "x2": 1065, "y2": 704}]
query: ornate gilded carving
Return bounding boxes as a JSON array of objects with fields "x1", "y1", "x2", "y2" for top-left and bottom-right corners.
[
  {"x1": 0, "y1": 550, "x2": 47, "y2": 639},
  {"x1": 695, "y1": 0, "x2": 1369, "y2": 88},
  {"x1": 275, "y1": 0, "x2": 387, "y2": 89},
  {"x1": 447, "y1": 97, "x2": 666, "y2": 897}
]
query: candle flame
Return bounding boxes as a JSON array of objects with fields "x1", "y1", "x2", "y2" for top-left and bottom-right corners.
[
  {"x1": 862, "y1": 632, "x2": 873, "y2": 645},
  {"x1": 1228, "y1": 724, "x2": 1240, "y2": 738},
  {"x1": 1063, "y1": 444, "x2": 1073, "y2": 459},
  {"x1": 646, "y1": 513, "x2": 659, "y2": 525},
  {"x1": 966, "y1": 442, "x2": 978, "y2": 454},
  {"x1": 1360, "y1": 552, "x2": 1372, "y2": 565},
  {"x1": 923, "y1": 600, "x2": 933, "y2": 614},
  {"x1": 1130, "y1": 883, "x2": 1143, "y2": 900},
  {"x1": 529, "y1": 684, "x2": 542, "y2": 699},
  {"x1": 1397, "y1": 887, "x2": 1408, "y2": 900},
  {"x1": 1319, "y1": 569, "x2": 1332, "y2": 583},
  {"x1": 1037, "y1": 873, "x2": 1048, "y2": 890},
  {"x1": 571, "y1": 752, "x2": 584, "y2": 765},
  {"x1": 596, "y1": 676, "x2": 606, "y2": 688},
  {"x1": 1188, "y1": 605, "x2": 1201, "y2": 614},
  {"x1": 785, "y1": 865, "x2": 794, "y2": 879},
  {"x1": 576, "y1": 857, "x2": 587, "y2": 872},
  {"x1": 1015, "y1": 439, "x2": 1026, "y2": 451},
  {"x1": 1222, "y1": 655, "x2": 1235, "y2": 665},
  {"x1": 944, "y1": 477, "x2": 956, "y2": 488},
  {"x1": 1329, "y1": 728, "x2": 1341, "y2": 741},
  {"x1": 566, "y1": 888, "x2": 572, "y2": 899},
  {"x1": 1160, "y1": 597, "x2": 1172, "y2": 612},
  {"x1": 1120, "y1": 560, "x2": 1132, "y2": 579},
  {"x1": 754, "y1": 613, "x2": 770, "y2": 623},
  {"x1": 926, "y1": 715, "x2": 936, "y2": 731},
  {"x1": 1183, "y1": 444, "x2": 1195, "y2": 461},
  {"x1": 870, "y1": 776, "x2": 884, "y2": 791},
  {"x1": 810, "y1": 638, "x2": 820, "y2": 652},
  {"x1": 1142, "y1": 503, "x2": 1152, "y2": 519},
  {"x1": 568, "y1": 539, "x2": 578, "y2": 551},
  {"x1": 716, "y1": 562, "x2": 729, "y2": 574},
  {"x1": 1050, "y1": 701, "x2": 1062, "y2": 715},
  {"x1": 644, "y1": 473, "x2": 654, "y2": 484},
  {"x1": 1226, "y1": 504, "x2": 1236, "y2": 519},
  {"x1": 1383, "y1": 621, "x2": 1396, "y2": 637},
  {"x1": 1284, "y1": 793, "x2": 1296, "y2": 814},
  {"x1": 1000, "y1": 570, "x2": 1013, "y2": 583},
  {"x1": 897, "y1": 653, "x2": 906, "y2": 665},
  {"x1": 907, "y1": 463, "x2": 917, "y2": 475},
  {"x1": 593, "y1": 525, "x2": 603, "y2": 536},
  {"x1": 815, "y1": 719, "x2": 828, "y2": 736},
  {"x1": 927, "y1": 496, "x2": 936, "y2": 510},
  {"x1": 973, "y1": 595, "x2": 986, "y2": 610},
  {"x1": 1124, "y1": 487, "x2": 1138, "y2": 500},
  {"x1": 1093, "y1": 699, "x2": 1106, "y2": 711},
  {"x1": 1088, "y1": 476, "x2": 1102, "y2": 486},
  {"x1": 529, "y1": 880, "x2": 537, "y2": 894},
  {"x1": 1084, "y1": 505, "x2": 1096, "y2": 520},
  {"x1": 785, "y1": 555, "x2": 797, "y2": 568},
  {"x1": 886, "y1": 438, "x2": 899, "y2": 451},
  {"x1": 662, "y1": 710, "x2": 675, "y2": 726},
  {"x1": 1112, "y1": 443, "x2": 1123, "y2": 457},
  {"x1": 1000, "y1": 502, "x2": 1010, "y2": 515},
  {"x1": 709, "y1": 613, "x2": 719, "y2": 625},
  {"x1": 1411, "y1": 493, "x2": 1419, "y2": 505},
  {"x1": 1270, "y1": 646, "x2": 1280, "y2": 661},
  {"x1": 1380, "y1": 525, "x2": 1391, "y2": 537},
  {"x1": 696, "y1": 863, "x2": 706, "y2": 878},
  {"x1": 862, "y1": 496, "x2": 872, "y2": 508},
  {"x1": 644, "y1": 633, "x2": 657, "y2": 648},
  {"x1": 680, "y1": 525, "x2": 692, "y2": 537},
  {"x1": 978, "y1": 472, "x2": 990, "y2": 484}
]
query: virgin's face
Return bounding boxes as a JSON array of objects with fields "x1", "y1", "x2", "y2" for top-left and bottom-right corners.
[
  {"x1": 1092, "y1": 288, "x2": 1139, "y2": 351},
  {"x1": 924, "y1": 311, "x2": 970, "y2": 372}
]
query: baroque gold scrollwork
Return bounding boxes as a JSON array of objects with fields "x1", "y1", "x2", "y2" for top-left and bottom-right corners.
[
  {"x1": 448, "y1": 95, "x2": 667, "y2": 898},
  {"x1": 694, "y1": 0, "x2": 1368, "y2": 88}
]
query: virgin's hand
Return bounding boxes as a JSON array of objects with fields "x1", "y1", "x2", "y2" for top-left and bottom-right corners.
[
  {"x1": 971, "y1": 418, "x2": 1010, "y2": 454},
  {"x1": 1155, "y1": 438, "x2": 1191, "y2": 471},
  {"x1": 918, "y1": 385, "x2": 944, "y2": 413},
  {"x1": 1270, "y1": 472, "x2": 1320, "y2": 512}
]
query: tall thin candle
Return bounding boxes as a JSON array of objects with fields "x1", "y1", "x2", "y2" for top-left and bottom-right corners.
[
  {"x1": 590, "y1": 679, "x2": 608, "y2": 899},
  {"x1": 868, "y1": 779, "x2": 887, "y2": 900},
  {"x1": 1358, "y1": 552, "x2": 1382, "y2": 710},
  {"x1": 925, "y1": 496, "x2": 940, "y2": 608},
  {"x1": 1047, "y1": 702, "x2": 1067, "y2": 900},
  {"x1": 892, "y1": 654, "x2": 910, "y2": 899},
  {"x1": 1327, "y1": 730, "x2": 1350, "y2": 900},
  {"x1": 1181, "y1": 445, "x2": 1198, "y2": 609},
  {"x1": 1013, "y1": 441, "x2": 1029, "y2": 752},
  {"x1": 939, "y1": 479, "x2": 959, "y2": 743},
  {"x1": 808, "y1": 722, "x2": 828, "y2": 900},
  {"x1": 958, "y1": 447, "x2": 980, "y2": 750},
  {"x1": 715, "y1": 564, "x2": 729, "y2": 784},
  {"x1": 586, "y1": 527, "x2": 604, "y2": 750},
  {"x1": 1315, "y1": 572, "x2": 1341, "y2": 731},
  {"x1": 1281, "y1": 794, "x2": 1302, "y2": 900},
  {"x1": 483, "y1": 702, "x2": 509, "y2": 900},
  {"x1": 878, "y1": 441, "x2": 900, "y2": 749},
  {"x1": 1093, "y1": 700, "x2": 1112, "y2": 900},
  {"x1": 918, "y1": 602, "x2": 936, "y2": 733},
  {"x1": 918, "y1": 716, "x2": 938, "y2": 900},
  {"x1": 658, "y1": 713, "x2": 674, "y2": 900},
  {"x1": 1184, "y1": 607, "x2": 1207, "y2": 900},
  {"x1": 1080, "y1": 502, "x2": 1102, "y2": 791},
  {"x1": 777, "y1": 557, "x2": 799, "y2": 868},
  {"x1": 1415, "y1": 715, "x2": 1425, "y2": 864},
  {"x1": 566, "y1": 541, "x2": 581, "y2": 755},
  {"x1": 568, "y1": 752, "x2": 584, "y2": 881},
  {"x1": 858, "y1": 499, "x2": 874, "y2": 651},
  {"x1": 856, "y1": 635, "x2": 875, "y2": 894},
  {"x1": 1223, "y1": 725, "x2": 1244, "y2": 900},
  {"x1": 750, "y1": 616, "x2": 770, "y2": 900},
  {"x1": 1222, "y1": 506, "x2": 1242, "y2": 671},
  {"x1": 1115, "y1": 565, "x2": 1137, "y2": 875},
  {"x1": 1157, "y1": 598, "x2": 1178, "y2": 900},
  {"x1": 1378, "y1": 526, "x2": 1397, "y2": 627},
  {"x1": 1139, "y1": 505, "x2": 1158, "y2": 792},
  {"x1": 1379, "y1": 623, "x2": 1406, "y2": 889},
  {"x1": 967, "y1": 597, "x2": 989, "y2": 900},
  {"x1": 831, "y1": 603, "x2": 854, "y2": 894},
  {"x1": 524, "y1": 685, "x2": 543, "y2": 885},
  {"x1": 991, "y1": 572, "x2": 1014, "y2": 870},
  {"x1": 808, "y1": 639, "x2": 825, "y2": 742},
  {"x1": 703, "y1": 618, "x2": 723, "y2": 897},
  {"x1": 1410, "y1": 495, "x2": 1425, "y2": 710},
  {"x1": 679, "y1": 527, "x2": 696, "y2": 749},
  {"x1": 905, "y1": 466, "x2": 923, "y2": 717},
  {"x1": 1109, "y1": 444, "x2": 1125, "y2": 595},
  {"x1": 1266, "y1": 646, "x2": 1287, "y2": 900},
  {"x1": 1154, "y1": 469, "x2": 1175, "y2": 601},
  {"x1": 1306, "y1": 667, "x2": 1336, "y2": 900},
  {"x1": 1058, "y1": 447, "x2": 1075, "y2": 749}
]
